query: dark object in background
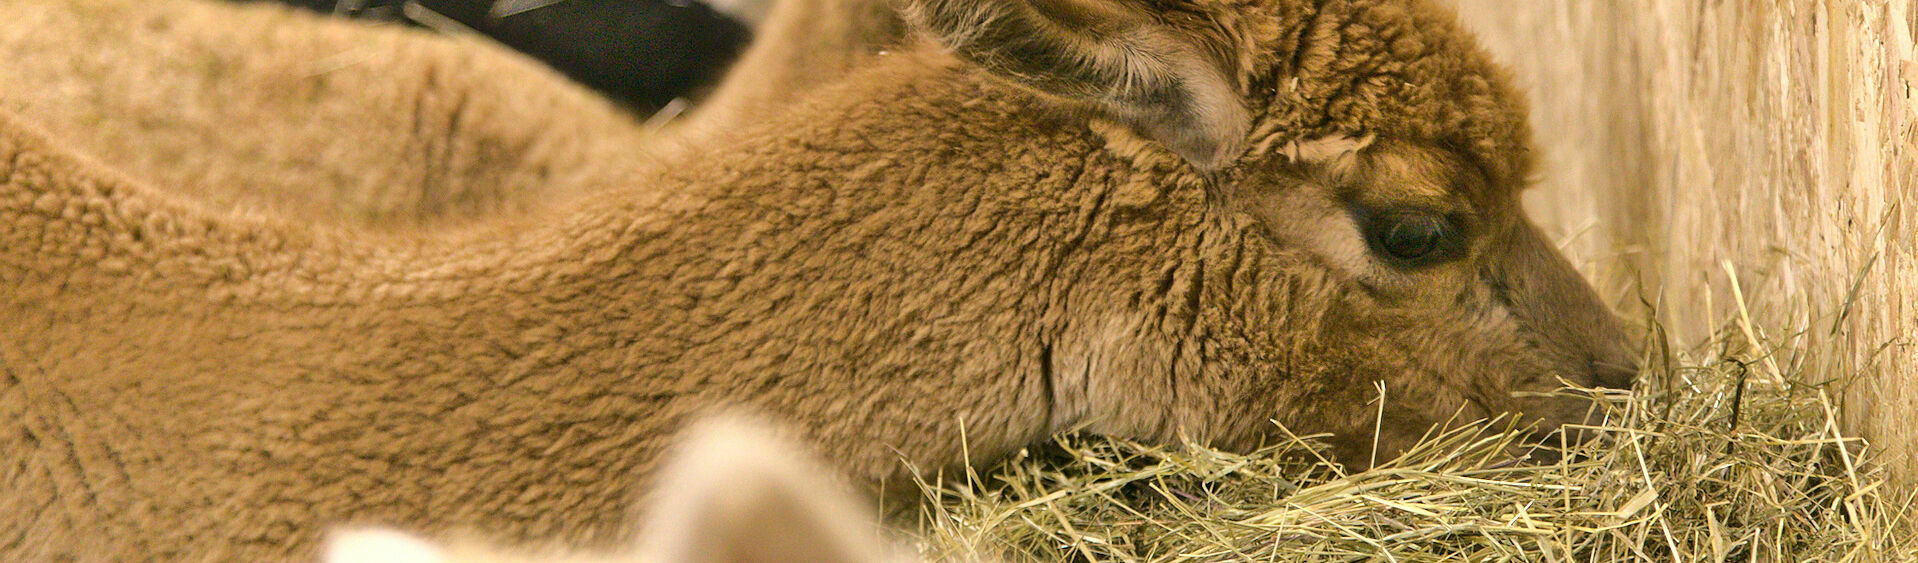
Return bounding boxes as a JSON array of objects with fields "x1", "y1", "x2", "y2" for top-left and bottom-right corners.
[{"x1": 254, "y1": 0, "x2": 752, "y2": 112}]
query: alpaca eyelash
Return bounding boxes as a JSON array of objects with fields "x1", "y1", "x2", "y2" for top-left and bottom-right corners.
[{"x1": 1348, "y1": 205, "x2": 1472, "y2": 268}]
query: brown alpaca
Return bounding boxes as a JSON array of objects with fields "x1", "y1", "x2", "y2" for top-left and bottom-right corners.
[
  {"x1": 0, "y1": 0, "x2": 657, "y2": 229},
  {"x1": 0, "y1": 0, "x2": 1635, "y2": 558},
  {"x1": 0, "y1": 0, "x2": 900, "y2": 229}
]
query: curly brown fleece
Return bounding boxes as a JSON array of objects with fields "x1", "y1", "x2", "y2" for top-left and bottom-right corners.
[{"x1": 1, "y1": 0, "x2": 1631, "y2": 559}]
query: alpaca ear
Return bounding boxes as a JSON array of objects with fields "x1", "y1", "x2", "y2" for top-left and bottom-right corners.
[
  {"x1": 634, "y1": 415, "x2": 901, "y2": 563},
  {"x1": 899, "y1": 0, "x2": 1249, "y2": 169}
]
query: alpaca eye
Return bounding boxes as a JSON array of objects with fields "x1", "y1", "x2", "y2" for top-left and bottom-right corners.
[
  {"x1": 1382, "y1": 215, "x2": 1446, "y2": 260},
  {"x1": 1353, "y1": 209, "x2": 1463, "y2": 267}
]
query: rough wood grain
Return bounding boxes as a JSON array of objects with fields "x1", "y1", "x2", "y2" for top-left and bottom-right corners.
[{"x1": 1445, "y1": 0, "x2": 1918, "y2": 494}]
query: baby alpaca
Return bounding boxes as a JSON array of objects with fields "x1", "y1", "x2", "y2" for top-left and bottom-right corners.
[{"x1": 1, "y1": 0, "x2": 1636, "y2": 558}]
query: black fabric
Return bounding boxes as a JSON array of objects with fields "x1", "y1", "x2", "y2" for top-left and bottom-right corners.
[{"x1": 251, "y1": 0, "x2": 751, "y2": 111}]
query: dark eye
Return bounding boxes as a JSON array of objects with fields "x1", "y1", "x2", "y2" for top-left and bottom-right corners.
[
  {"x1": 1353, "y1": 209, "x2": 1464, "y2": 267},
  {"x1": 1382, "y1": 215, "x2": 1446, "y2": 260}
]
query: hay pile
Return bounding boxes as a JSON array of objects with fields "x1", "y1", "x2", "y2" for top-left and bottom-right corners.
[{"x1": 909, "y1": 304, "x2": 1915, "y2": 561}]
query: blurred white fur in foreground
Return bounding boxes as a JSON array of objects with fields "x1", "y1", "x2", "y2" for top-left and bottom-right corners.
[{"x1": 326, "y1": 416, "x2": 922, "y2": 563}]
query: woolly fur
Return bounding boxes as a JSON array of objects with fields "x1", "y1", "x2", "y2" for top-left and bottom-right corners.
[
  {"x1": 2, "y1": 0, "x2": 1601, "y2": 559},
  {"x1": 0, "y1": 0, "x2": 658, "y2": 229}
]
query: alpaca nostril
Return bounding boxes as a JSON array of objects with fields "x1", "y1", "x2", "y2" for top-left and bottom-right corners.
[{"x1": 1589, "y1": 357, "x2": 1638, "y2": 390}]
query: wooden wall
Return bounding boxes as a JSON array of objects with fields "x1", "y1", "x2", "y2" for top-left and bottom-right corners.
[{"x1": 1443, "y1": 0, "x2": 1918, "y2": 492}]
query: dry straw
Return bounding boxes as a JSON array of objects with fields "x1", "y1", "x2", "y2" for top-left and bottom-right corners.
[{"x1": 908, "y1": 299, "x2": 1917, "y2": 562}]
